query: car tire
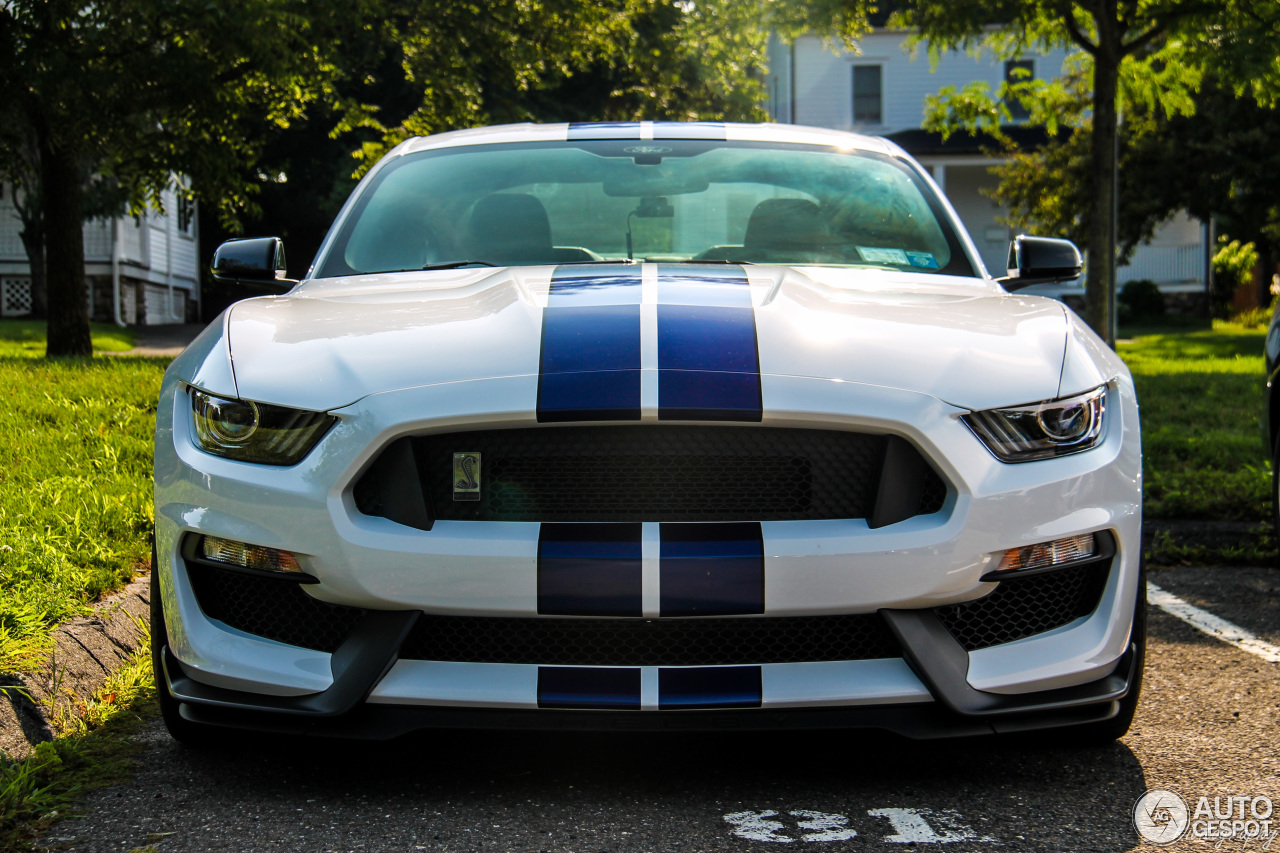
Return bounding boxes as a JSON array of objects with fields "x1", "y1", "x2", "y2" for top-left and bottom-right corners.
[
  {"x1": 1061, "y1": 566, "x2": 1147, "y2": 745},
  {"x1": 1272, "y1": 433, "x2": 1280, "y2": 567},
  {"x1": 150, "y1": 551, "x2": 224, "y2": 748}
]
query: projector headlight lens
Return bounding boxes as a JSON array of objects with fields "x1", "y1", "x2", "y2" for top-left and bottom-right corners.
[
  {"x1": 190, "y1": 389, "x2": 335, "y2": 465},
  {"x1": 963, "y1": 386, "x2": 1107, "y2": 463}
]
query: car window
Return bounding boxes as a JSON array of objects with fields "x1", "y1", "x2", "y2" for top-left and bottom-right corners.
[{"x1": 318, "y1": 140, "x2": 972, "y2": 278}]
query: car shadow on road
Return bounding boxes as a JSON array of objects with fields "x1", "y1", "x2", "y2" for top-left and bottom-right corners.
[{"x1": 183, "y1": 722, "x2": 1149, "y2": 849}]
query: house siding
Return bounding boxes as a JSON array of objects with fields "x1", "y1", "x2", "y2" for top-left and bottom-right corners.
[{"x1": 0, "y1": 180, "x2": 199, "y2": 323}]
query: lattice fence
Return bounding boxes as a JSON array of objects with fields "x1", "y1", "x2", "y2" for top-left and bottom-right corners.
[{"x1": 1, "y1": 277, "x2": 32, "y2": 317}]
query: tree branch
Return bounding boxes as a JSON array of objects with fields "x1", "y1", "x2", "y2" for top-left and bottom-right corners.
[
  {"x1": 1063, "y1": 10, "x2": 1099, "y2": 55},
  {"x1": 1120, "y1": 23, "x2": 1165, "y2": 55}
]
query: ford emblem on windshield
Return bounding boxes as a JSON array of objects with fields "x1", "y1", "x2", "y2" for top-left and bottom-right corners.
[{"x1": 623, "y1": 145, "x2": 672, "y2": 154}]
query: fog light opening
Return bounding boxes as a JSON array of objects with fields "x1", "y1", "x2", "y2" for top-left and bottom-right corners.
[
  {"x1": 200, "y1": 535, "x2": 302, "y2": 575},
  {"x1": 997, "y1": 533, "x2": 1096, "y2": 573}
]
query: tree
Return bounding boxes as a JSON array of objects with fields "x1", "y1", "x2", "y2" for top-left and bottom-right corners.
[
  {"x1": 206, "y1": 0, "x2": 874, "y2": 288},
  {"x1": 889, "y1": 0, "x2": 1223, "y2": 347},
  {"x1": 0, "y1": 0, "x2": 387, "y2": 356}
]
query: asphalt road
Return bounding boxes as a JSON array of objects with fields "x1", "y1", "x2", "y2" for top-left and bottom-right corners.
[{"x1": 43, "y1": 565, "x2": 1279, "y2": 853}]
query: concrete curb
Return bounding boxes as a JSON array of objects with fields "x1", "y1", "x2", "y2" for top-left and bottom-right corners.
[{"x1": 0, "y1": 575, "x2": 150, "y2": 760}]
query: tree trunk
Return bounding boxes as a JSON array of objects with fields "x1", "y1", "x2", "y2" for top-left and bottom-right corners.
[
  {"x1": 17, "y1": 223, "x2": 46, "y2": 320},
  {"x1": 1084, "y1": 17, "x2": 1120, "y2": 348},
  {"x1": 39, "y1": 133, "x2": 92, "y2": 358}
]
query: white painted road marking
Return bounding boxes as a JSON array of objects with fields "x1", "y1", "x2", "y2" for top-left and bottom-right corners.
[
  {"x1": 724, "y1": 808, "x2": 991, "y2": 843},
  {"x1": 1148, "y1": 582, "x2": 1280, "y2": 663},
  {"x1": 867, "y1": 808, "x2": 994, "y2": 844},
  {"x1": 724, "y1": 811, "x2": 794, "y2": 843},
  {"x1": 789, "y1": 810, "x2": 857, "y2": 842}
]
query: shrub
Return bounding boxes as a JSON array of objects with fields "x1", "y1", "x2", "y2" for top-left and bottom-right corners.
[
  {"x1": 1119, "y1": 279, "x2": 1164, "y2": 321},
  {"x1": 1211, "y1": 237, "x2": 1259, "y2": 319}
]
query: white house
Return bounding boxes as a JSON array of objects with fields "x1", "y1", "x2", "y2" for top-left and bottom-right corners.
[
  {"x1": 0, "y1": 182, "x2": 200, "y2": 325},
  {"x1": 766, "y1": 30, "x2": 1211, "y2": 298}
]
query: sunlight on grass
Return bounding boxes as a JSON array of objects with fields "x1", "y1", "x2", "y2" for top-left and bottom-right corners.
[
  {"x1": 0, "y1": 320, "x2": 136, "y2": 355},
  {"x1": 1117, "y1": 320, "x2": 1269, "y2": 521},
  {"x1": 0, "y1": 322, "x2": 164, "y2": 671}
]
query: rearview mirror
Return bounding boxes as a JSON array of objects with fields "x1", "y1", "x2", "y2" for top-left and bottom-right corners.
[
  {"x1": 211, "y1": 237, "x2": 295, "y2": 293},
  {"x1": 998, "y1": 235, "x2": 1082, "y2": 291}
]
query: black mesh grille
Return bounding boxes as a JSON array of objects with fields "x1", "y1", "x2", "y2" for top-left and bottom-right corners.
[
  {"x1": 934, "y1": 560, "x2": 1111, "y2": 652},
  {"x1": 398, "y1": 426, "x2": 947, "y2": 523},
  {"x1": 185, "y1": 563, "x2": 367, "y2": 653},
  {"x1": 400, "y1": 613, "x2": 899, "y2": 666}
]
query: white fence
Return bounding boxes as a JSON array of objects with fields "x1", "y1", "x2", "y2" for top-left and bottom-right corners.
[{"x1": 1118, "y1": 244, "x2": 1203, "y2": 285}]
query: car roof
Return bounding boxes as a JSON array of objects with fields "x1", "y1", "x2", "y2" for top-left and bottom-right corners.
[{"x1": 394, "y1": 121, "x2": 906, "y2": 159}]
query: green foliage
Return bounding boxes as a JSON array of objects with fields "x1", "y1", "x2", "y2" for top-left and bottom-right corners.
[
  {"x1": 0, "y1": 322, "x2": 162, "y2": 671},
  {"x1": 1118, "y1": 279, "x2": 1164, "y2": 322},
  {"x1": 1147, "y1": 525, "x2": 1275, "y2": 568},
  {"x1": 0, "y1": 647, "x2": 154, "y2": 849},
  {"x1": 1117, "y1": 322, "x2": 1270, "y2": 521},
  {"x1": 1211, "y1": 237, "x2": 1260, "y2": 319}
]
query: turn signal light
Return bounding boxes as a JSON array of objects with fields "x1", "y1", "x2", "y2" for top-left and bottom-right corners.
[
  {"x1": 201, "y1": 536, "x2": 302, "y2": 574},
  {"x1": 996, "y1": 533, "x2": 1096, "y2": 573}
]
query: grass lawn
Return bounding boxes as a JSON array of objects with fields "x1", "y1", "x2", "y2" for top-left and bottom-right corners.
[
  {"x1": 1117, "y1": 319, "x2": 1270, "y2": 521},
  {"x1": 0, "y1": 320, "x2": 165, "y2": 671}
]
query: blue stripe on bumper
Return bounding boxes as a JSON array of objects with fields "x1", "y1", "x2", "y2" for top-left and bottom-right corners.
[
  {"x1": 538, "y1": 523, "x2": 643, "y2": 617},
  {"x1": 658, "y1": 666, "x2": 762, "y2": 709},
  {"x1": 659, "y1": 522, "x2": 764, "y2": 616},
  {"x1": 538, "y1": 667, "x2": 642, "y2": 709}
]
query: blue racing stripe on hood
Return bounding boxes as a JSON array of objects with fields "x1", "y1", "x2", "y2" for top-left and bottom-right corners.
[
  {"x1": 655, "y1": 264, "x2": 761, "y2": 422},
  {"x1": 537, "y1": 265, "x2": 642, "y2": 422}
]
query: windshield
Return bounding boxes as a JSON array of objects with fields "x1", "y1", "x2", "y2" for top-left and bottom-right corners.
[{"x1": 315, "y1": 139, "x2": 975, "y2": 278}]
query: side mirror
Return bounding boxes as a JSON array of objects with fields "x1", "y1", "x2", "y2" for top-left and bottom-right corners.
[
  {"x1": 211, "y1": 237, "x2": 295, "y2": 293},
  {"x1": 998, "y1": 235, "x2": 1082, "y2": 291}
]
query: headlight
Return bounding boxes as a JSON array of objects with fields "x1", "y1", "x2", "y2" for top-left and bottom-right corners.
[
  {"x1": 190, "y1": 389, "x2": 335, "y2": 465},
  {"x1": 963, "y1": 385, "x2": 1107, "y2": 463}
]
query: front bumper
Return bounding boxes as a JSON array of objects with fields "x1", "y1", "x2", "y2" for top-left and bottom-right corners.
[
  {"x1": 160, "y1": 606, "x2": 1138, "y2": 739},
  {"x1": 155, "y1": 369, "x2": 1143, "y2": 735}
]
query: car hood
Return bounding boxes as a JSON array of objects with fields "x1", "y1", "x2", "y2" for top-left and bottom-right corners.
[{"x1": 217, "y1": 264, "x2": 1081, "y2": 413}]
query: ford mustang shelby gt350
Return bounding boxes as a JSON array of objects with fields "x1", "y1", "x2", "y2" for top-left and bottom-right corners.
[{"x1": 152, "y1": 121, "x2": 1144, "y2": 744}]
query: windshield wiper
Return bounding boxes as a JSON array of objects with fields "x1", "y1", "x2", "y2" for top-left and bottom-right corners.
[
  {"x1": 676, "y1": 259, "x2": 754, "y2": 265},
  {"x1": 422, "y1": 260, "x2": 499, "y2": 270}
]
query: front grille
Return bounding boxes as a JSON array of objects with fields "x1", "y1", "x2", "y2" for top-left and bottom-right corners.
[
  {"x1": 934, "y1": 559, "x2": 1111, "y2": 652},
  {"x1": 357, "y1": 425, "x2": 948, "y2": 524},
  {"x1": 185, "y1": 563, "x2": 367, "y2": 653},
  {"x1": 400, "y1": 614, "x2": 900, "y2": 666}
]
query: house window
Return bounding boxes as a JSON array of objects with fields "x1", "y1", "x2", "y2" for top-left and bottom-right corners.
[
  {"x1": 177, "y1": 194, "x2": 195, "y2": 235},
  {"x1": 852, "y1": 65, "x2": 883, "y2": 126},
  {"x1": 1004, "y1": 60, "x2": 1034, "y2": 121}
]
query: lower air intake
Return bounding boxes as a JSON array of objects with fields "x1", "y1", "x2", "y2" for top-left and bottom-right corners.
[
  {"x1": 399, "y1": 613, "x2": 900, "y2": 666},
  {"x1": 934, "y1": 559, "x2": 1111, "y2": 651}
]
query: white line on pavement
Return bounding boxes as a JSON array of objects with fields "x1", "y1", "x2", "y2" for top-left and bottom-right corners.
[{"x1": 1147, "y1": 582, "x2": 1280, "y2": 663}]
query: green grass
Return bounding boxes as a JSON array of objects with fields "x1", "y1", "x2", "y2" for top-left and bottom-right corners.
[
  {"x1": 1117, "y1": 320, "x2": 1270, "y2": 521},
  {"x1": 0, "y1": 321, "x2": 164, "y2": 671},
  {"x1": 0, "y1": 320, "x2": 135, "y2": 356}
]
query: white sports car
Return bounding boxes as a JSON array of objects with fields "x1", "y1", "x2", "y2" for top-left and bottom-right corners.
[{"x1": 152, "y1": 121, "x2": 1144, "y2": 744}]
